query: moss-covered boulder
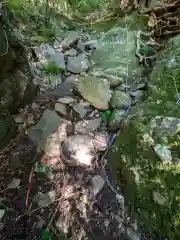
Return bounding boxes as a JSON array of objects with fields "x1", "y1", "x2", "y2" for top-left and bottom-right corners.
[
  {"x1": 109, "y1": 36, "x2": 180, "y2": 239},
  {"x1": 91, "y1": 14, "x2": 148, "y2": 81}
]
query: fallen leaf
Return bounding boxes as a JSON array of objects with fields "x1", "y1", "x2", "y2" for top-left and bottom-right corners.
[{"x1": 8, "y1": 178, "x2": 21, "y2": 189}]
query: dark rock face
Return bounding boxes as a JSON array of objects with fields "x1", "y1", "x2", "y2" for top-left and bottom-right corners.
[{"x1": 0, "y1": 6, "x2": 37, "y2": 149}]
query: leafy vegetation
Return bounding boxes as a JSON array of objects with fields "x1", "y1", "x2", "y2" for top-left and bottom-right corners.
[{"x1": 42, "y1": 60, "x2": 64, "y2": 74}]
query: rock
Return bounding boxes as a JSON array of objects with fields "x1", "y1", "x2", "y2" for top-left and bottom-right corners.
[
  {"x1": 106, "y1": 75, "x2": 123, "y2": 88},
  {"x1": 108, "y1": 109, "x2": 126, "y2": 131},
  {"x1": 64, "y1": 48, "x2": 77, "y2": 57},
  {"x1": 116, "y1": 83, "x2": 130, "y2": 92},
  {"x1": 89, "y1": 175, "x2": 105, "y2": 196},
  {"x1": 136, "y1": 82, "x2": 146, "y2": 90},
  {"x1": 39, "y1": 43, "x2": 55, "y2": 58},
  {"x1": 11, "y1": 69, "x2": 36, "y2": 110},
  {"x1": 55, "y1": 102, "x2": 68, "y2": 116},
  {"x1": 84, "y1": 40, "x2": 98, "y2": 49},
  {"x1": 49, "y1": 81, "x2": 74, "y2": 97},
  {"x1": 150, "y1": 116, "x2": 180, "y2": 137},
  {"x1": 77, "y1": 76, "x2": 111, "y2": 110},
  {"x1": 72, "y1": 103, "x2": 88, "y2": 119},
  {"x1": 49, "y1": 52, "x2": 66, "y2": 70},
  {"x1": 64, "y1": 74, "x2": 79, "y2": 83},
  {"x1": 28, "y1": 109, "x2": 71, "y2": 155},
  {"x1": 127, "y1": 228, "x2": 140, "y2": 240},
  {"x1": 62, "y1": 31, "x2": 79, "y2": 49},
  {"x1": 93, "y1": 131, "x2": 109, "y2": 151},
  {"x1": 91, "y1": 71, "x2": 123, "y2": 87},
  {"x1": 109, "y1": 36, "x2": 180, "y2": 239},
  {"x1": 74, "y1": 118, "x2": 101, "y2": 134},
  {"x1": 154, "y1": 144, "x2": 172, "y2": 163},
  {"x1": 67, "y1": 54, "x2": 89, "y2": 73},
  {"x1": 77, "y1": 39, "x2": 85, "y2": 52},
  {"x1": 0, "y1": 10, "x2": 37, "y2": 148},
  {"x1": 110, "y1": 91, "x2": 131, "y2": 109},
  {"x1": 57, "y1": 97, "x2": 77, "y2": 105},
  {"x1": 61, "y1": 134, "x2": 95, "y2": 166},
  {"x1": 130, "y1": 90, "x2": 145, "y2": 103}
]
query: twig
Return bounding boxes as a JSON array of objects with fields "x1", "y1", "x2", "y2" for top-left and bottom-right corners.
[
  {"x1": 25, "y1": 166, "x2": 35, "y2": 213},
  {"x1": 16, "y1": 197, "x2": 61, "y2": 221},
  {"x1": 47, "y1": 200, "x2": 61, "y2": 229}
]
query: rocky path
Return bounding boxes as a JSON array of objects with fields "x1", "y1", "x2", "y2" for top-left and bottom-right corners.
[{"x1": 0, "y1": 24, "x2": 152, "y2": 240}]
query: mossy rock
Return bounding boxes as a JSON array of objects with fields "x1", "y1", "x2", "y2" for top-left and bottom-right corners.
[{"x1": 109, "y1": 36, "x2": 180, "y2": 239}]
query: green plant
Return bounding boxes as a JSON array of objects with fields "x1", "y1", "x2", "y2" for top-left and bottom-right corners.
[
  {"x1": 35, "y1": 162, "x2": 52, "y2": 173},
  {"x1": 42, "y1": 61, "x2": 64, "y2": 74}
]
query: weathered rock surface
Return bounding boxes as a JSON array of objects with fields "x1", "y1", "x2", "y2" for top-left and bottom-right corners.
[
  {"x1": 110, "y1": 90, "x2": 131, "y2": 109},
  {"x1": 28, "y1": 109, "x2": 71, "y2": 156},
  {"x1": 67, "y1": 54, "x2": 89, "y2": 73},
  {"x1": 0, "y1": 15, "x2": 37, "y2": 148},
  {"x1": 77, "y1": 76, "x2": 111, "y2": 110}
]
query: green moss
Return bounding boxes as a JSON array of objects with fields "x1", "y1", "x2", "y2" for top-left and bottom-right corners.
[
  {"x1": 109, "y1": 36, "x2": 180, "y2": 239},
  {"x1": 110, "y1": 120, "x2": 180, "y2": 239},
  {"x1": 42, "y1": 61, "x2": 64, "y2": 74}
]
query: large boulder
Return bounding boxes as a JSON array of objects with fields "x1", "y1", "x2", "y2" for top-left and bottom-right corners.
[
  {"x1": 91, "y1": 14, "x2": 147, "y2": 83},
  {"x1": 109, "y1": 36, "x2": 180, "y2": 240}
]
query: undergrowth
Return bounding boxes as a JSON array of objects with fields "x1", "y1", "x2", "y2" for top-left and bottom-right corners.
[
  {"x1": 71, "y1": 0, "x2": 109, "y2": 13},
  {"x1": 6, "y1": 0, "x2": 61, "y2": 43}
]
